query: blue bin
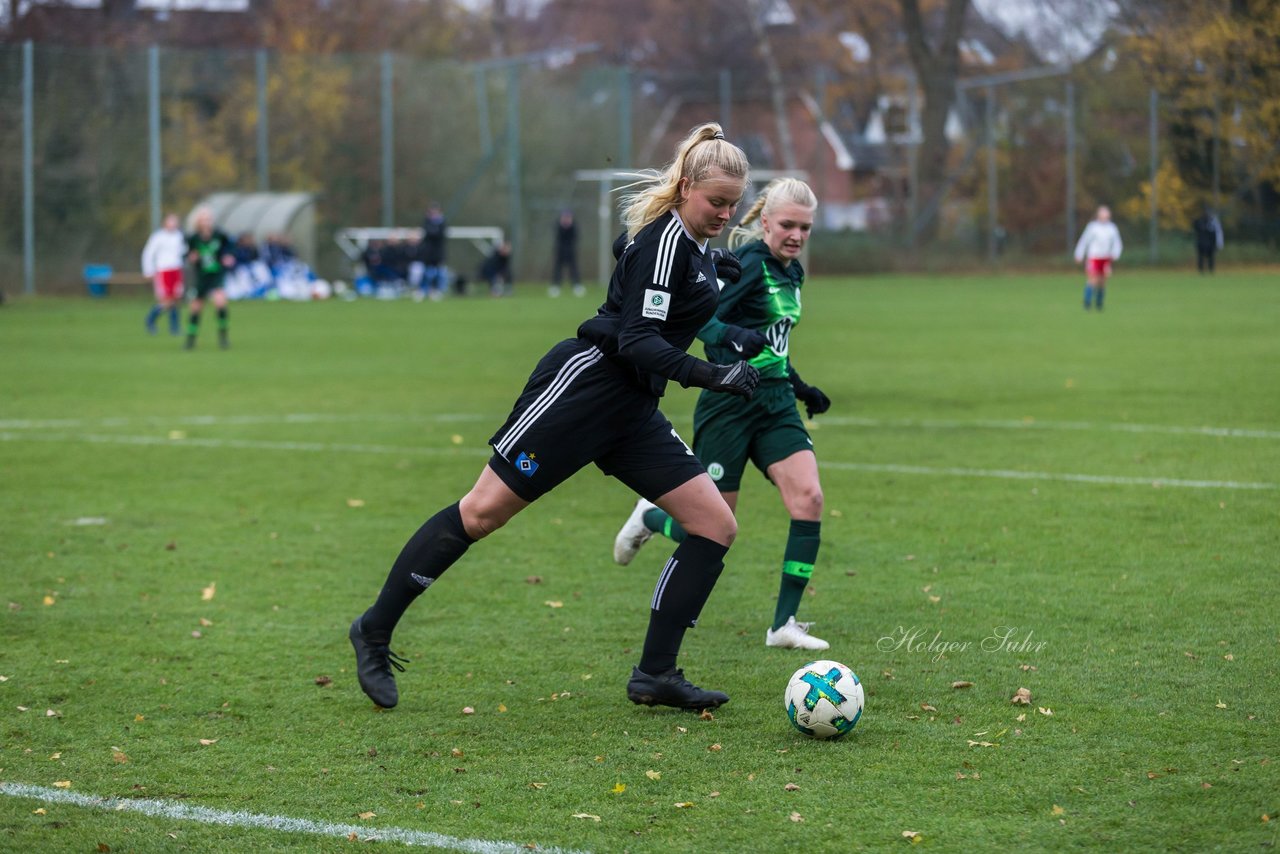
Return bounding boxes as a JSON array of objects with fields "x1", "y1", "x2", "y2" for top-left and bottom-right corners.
[{"x1": 84, "y1": 264, "x2": 113, "y2": 297}]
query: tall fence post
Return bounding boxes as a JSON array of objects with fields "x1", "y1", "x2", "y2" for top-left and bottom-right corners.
[
  {"x1": 148, "y1": 45, "x2": 162, "y2": 232},
  {"x1": 380, "y1": 51, "x2": 394, "y2": 227},
  {"x1": 1065, "y1": 79, "x2": 1076, "y2": 258},
  {"x1": 475, "y1": 69, "x2": 493, "y2": 157},
  {"x1": 718, "y1": 68, "x2": 732, "y2": 138},
  {"x1": 506, "y1": 63, "x2": 522, "y2": 258},
  {"x1": 1149, "y1": 88, "x2": 1158, "y2": 262},
  {"x1": 256, "y1": 48, "x2": 269, "y2": 191},
  {"x1": 23, "y1": 40, "x2": 35, "y2": 296},
  {"x1": 985, "y1": 85, "x2": 997, "y2": 262},
  {"x1": 618, "y1": 65, "x2": 632, "y2": 169}
]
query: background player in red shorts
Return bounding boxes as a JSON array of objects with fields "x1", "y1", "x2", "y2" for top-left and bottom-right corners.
[
  {"x1": 141, "y1": 213, "x2": 187, "y2": 336},
  {"x1": 1073, "y1": 205, "x2": 1123, "y2": 311}
]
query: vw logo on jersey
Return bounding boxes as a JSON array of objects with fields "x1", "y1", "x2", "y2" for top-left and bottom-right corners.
[
  {"x1": 515, "y1": 451, "x2": 539, "y2": 476},
  {"x1": 706, "y1": 462, "x2": 725, "y2": 481}
]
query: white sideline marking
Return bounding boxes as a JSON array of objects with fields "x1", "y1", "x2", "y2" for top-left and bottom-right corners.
[
  {"x1": 1, "y1": 412, "x2": 1276, "y2": 440},
  {"x1": 0, "y1": 432, "x2": 491, "y2": 458},
  {"x1": 0, "y1": 413, "x2": 489, "y2": 430},
  {"x1": 1, "y1": 431, "x2": 1271, "y2": 491},
  {"x1": 820, "y1": 461, "x2": 1277, "y2": 491},
  {"x1": 819, "y1": 415, "x2": 1280, "y2": 440},
  {"x1": 0, "y1": 782, "x2": 590, "y2": 854}
]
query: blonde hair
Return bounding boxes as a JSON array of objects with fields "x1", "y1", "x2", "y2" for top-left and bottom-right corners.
[
  {"x1": 620, "y1": 123, "x2": 750, "y2": 238},
  {"x1": 728, "y1": 177, "x2": 818, "y2": 251}
]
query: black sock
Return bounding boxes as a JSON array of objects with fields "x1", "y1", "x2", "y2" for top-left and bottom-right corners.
[
  {"x1": 639, "y1": 535, "x2": 728, "y2": 674},
  {"x1": 360, "y1": 502, "x2": 475, "y2": 643},
  {"x1": 187, "y1": 311, "x2": 201, "y2": 337},
  {"x1": 217, "y1": 307, "x2": 228, "y2": 331}
]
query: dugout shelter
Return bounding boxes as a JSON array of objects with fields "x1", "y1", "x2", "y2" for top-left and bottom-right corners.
[{"x1": 188, "y1": 192, "x2": 318, "y2": 267}]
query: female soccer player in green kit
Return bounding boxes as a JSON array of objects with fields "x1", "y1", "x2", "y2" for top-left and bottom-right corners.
[{"x1": 614, "y1": 177, "x2": 834, "y2": 651}]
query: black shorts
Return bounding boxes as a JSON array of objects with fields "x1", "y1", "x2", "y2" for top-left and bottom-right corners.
[
  {"x1": 487, "y1": 338, "x2": 706, "y2": 502},
  {"x1": 193, "y1": 273, "x2": 225, "y2": 299}
]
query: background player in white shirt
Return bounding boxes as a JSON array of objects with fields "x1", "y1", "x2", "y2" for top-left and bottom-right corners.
[
  {"x1": 141, "y1": 213, "x2": 188, "y2": 335},
  {"x1": 1074, "y1": 205, "x2": 1123, "y2": 311}
]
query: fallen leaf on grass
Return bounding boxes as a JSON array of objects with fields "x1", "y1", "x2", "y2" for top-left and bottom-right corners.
[
  {"x1": 967, "y1": 741, "x2": 996, "y2": 748},
  {"x1": 1224, "y1": 654, "x2": 1234, "y2": 661},
  {"x1": 199, "y1": 618, "x2": 213, "y2": 627},
  {"x1": 46, "y1": 709, "x2": 60, "y2": 717},
  {"x1": 952, "y1": 681, "x2": 974, "y2": 689},
  {"x1": 17, "y1": 705, "x2": 28, "y2": 712},
  {"x1": 920, "y1": 703, "x2": 938, "y2": 712},
  {"x1": 1015, "y1": 713, "x2": 1026, "y2": 722},
  {"x1": 544, "y1": 601, "x2": 563, "y2": 609},
  {"x1": 134, "y1": 714, "x2": 145, "y2": 722},
  {"x1": 1051, "y1": 805, "x2": 1065, "y2": 816},
  {"x1": 32, "y1": 808, "x2": 45, "y2": 815},
  {"x1": 675, "y1": 802, "x2": 695, "y2": 809},
  {"x1": 198, "y1": 739, "x2": 218, "y2": 746},
  {"x1": 1019, "y1": 664, "x2": 1037, "y2": 671},
  {"x1": 707, "y1": 744, "x2": 722, "y2": 752},
  {"x1": 699, "y1": 709, "x2": 714, "y2": 721},
  {"x1": 646, "y1": 770, "x2": 661, "y2": 781},
  {"x1": 611, "y1": 783, "x2": 626, "y2": 794},
  {"x1": 902, "y1": 830, "x2": 922, "y2": 843},
  {"x1": 53, "y1": 780, "x2": 71, "y2": 788},
  {"x1": 49, "y1": 752, "x2": 61, "y2": 760},
  {"x1": 572, "y1": 813, "x2": 601, "y2": 821},
  {"x1": 1147, "y1": 772, "x2": 1160, "y2": 780},
  {"x1": 525, "y1": 576, "x2": 542, "y2": 585},
  {"x1": 201, "y1": 583, "x2": 216, "y2": 601},
  {"x1": 346, "y1": 499, "x2": 366, "y2": 508},
  {"x1": 314, "y1": 675, "x2": 332, "y2": 687},
  {"x1": 789, "y1": 812, "x2": 804, "y2": 822},
  {"x1": 528, "y1": 782, "x2": 546, "y2": 790},
  {"x1": 1201, "y1": 782, "x2": 1212, "y2": 789},
  {"x1": 462, "y1": 707, "x2": 475, "y2": 715},
  {"x1": 1038, "y1": 707, "x2": 1054, "y2": 716},
  {"x1": 357, "y1": 811, "x2": 376, "y2": 820},
  {"x1": 784, "y1": 783, "x2": 800, "y2": 792},
  {"x1": 1011, "y1": 688, "x2": 1032, "y2": 705},
  {"x1": 113, "y1": 751, "x2": 128, "y2": 764},
  {"x1": 191, "y1": 631, "x2": 203, "y2": 639},
  {"x1": 1215, "y1": 700, "x2": 1227, "y2": 709},
  {"x1": 43, "y1": 595, "x2": 56, "y2": 606}
]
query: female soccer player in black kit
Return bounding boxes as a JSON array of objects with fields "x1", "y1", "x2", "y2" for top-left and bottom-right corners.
[{"x1": 349, "y1": 123, "x2": 759, "y2": 711}]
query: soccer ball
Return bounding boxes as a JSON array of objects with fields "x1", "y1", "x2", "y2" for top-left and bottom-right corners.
[{"x1": 784, "y1": 660, "x2": 864, "y2": 739}]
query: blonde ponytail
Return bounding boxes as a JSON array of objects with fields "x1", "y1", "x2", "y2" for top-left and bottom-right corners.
[
  {"x1": 728, "y1": 177, "x2": 817, "y2": 251},
  {"x1": 620, "y1": 123, "x2": 750, "y2": 238}
]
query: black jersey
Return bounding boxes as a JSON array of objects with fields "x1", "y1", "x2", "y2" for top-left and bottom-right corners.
[
  {"x1": 578, "y1": 211, "x2": 719, "y2": 397},
  {"x1": 187, "y1": 229, "x2": 232, "y2": 277}
]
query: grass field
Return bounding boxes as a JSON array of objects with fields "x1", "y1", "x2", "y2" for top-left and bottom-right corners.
[{"x1": 1, "y1": 269, "x2": 1277, "y2": 852}]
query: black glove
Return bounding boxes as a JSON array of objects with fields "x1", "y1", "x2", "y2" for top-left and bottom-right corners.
[
  {"x1": 709, "y1": 248, "x2": 741, "y2": 284},
  {"x1": 788, "y1": 367, "x2": 831, "y2": 418},
  {"x1": 612, "y1": 231, "x2": 630, "y2": 260},
  {"x1": 688, "y1": 360, "x2": 760, "y2": 399},
  {"x1": 722, "y1": 324, "x2": 768, "y2": 359}
]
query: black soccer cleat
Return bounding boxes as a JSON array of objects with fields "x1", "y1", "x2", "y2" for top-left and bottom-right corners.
[
  {"x1": 627, "y1": 666, "x2": 729, "y2": 710},
  {"x1": 218, "y1": 330, "x2": 229, "y2": 350},
  {"x1": 349, "y1": 617, "x2": 408, "y2": 709}
]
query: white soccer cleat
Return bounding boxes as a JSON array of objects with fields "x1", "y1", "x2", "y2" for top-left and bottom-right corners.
[
  {"x1": 613, "y1": 497, "x2": 657, "y2": 565},
  {"x1": 766, "y1": 616, "x2": 830, "y2": 651}
]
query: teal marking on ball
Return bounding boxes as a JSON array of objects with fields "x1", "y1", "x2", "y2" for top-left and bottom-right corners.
[{"x1": 799, "y1": 667, "x2": 848, "y2": 710}]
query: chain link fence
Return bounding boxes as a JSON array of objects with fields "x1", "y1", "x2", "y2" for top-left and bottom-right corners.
[{"x1": 2, "y1": 41, "x2": 1274, "y2": 295}]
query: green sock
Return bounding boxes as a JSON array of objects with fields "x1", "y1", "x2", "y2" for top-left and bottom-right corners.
[
  {"x1": 642, "y1": 507, "x2": 687, "y2": 543},
  {"x1": 773, "y1": 519, "x2": 820, "y2": 630},
  {"x1": 187, "y1": 311, "x2": 201, "y2": 336}
]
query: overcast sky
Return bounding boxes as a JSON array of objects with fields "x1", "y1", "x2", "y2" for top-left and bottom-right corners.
[{"x1": 972, "y1": 0, "x2": 1115, "y2": 63}]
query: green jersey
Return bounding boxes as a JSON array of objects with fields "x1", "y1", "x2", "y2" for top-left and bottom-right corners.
[
  {"x1": 187, "y1": 229, "x2": 232, "y2": 278},
  {"x1": 698, "y1": 239, "x2": 802, "y2": 380}
]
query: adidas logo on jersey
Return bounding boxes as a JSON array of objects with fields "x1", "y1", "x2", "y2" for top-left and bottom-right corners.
[{"x1": 696, "y1": 271, "x2": 707, "y2": 283}]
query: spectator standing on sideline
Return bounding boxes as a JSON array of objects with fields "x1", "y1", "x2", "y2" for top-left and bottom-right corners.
[
  {"x1": 1192, "y1": 207, "x2": 1224, "y2": 273},
  {"x1": 413, "y1": 203, "x2": 448, "y2": 301},
  {"x1": 480, "y1": 241, "x2": 514, "y2": 297},
  {"x1": 1074, "y1": 205, "x2": 1123, "y2": 311},
  {"x1": 184, "y1": 207, "x2": 235, "y2": 350},
  {"x1": 550, "y1": 209, "x2": 585, "y2": 297},
  {"x1": 141, "y1": 213, "x2": 187, "y2": 336}
]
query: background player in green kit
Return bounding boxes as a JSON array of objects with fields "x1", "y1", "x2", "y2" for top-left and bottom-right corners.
[
  {"x1": 614, "y1": 177, "x2": 833, "y2": 651},
  {"x1": 185, "y1": 207, "x2": 235, "y2": 350}
]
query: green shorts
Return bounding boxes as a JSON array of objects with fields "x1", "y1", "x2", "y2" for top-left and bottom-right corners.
[
  {"x1": 691, "y1": 379, "x2": 814, "y2": 492},
  {"x1": 193, "y1": 273, "x2": 225, "y2": 299}
]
